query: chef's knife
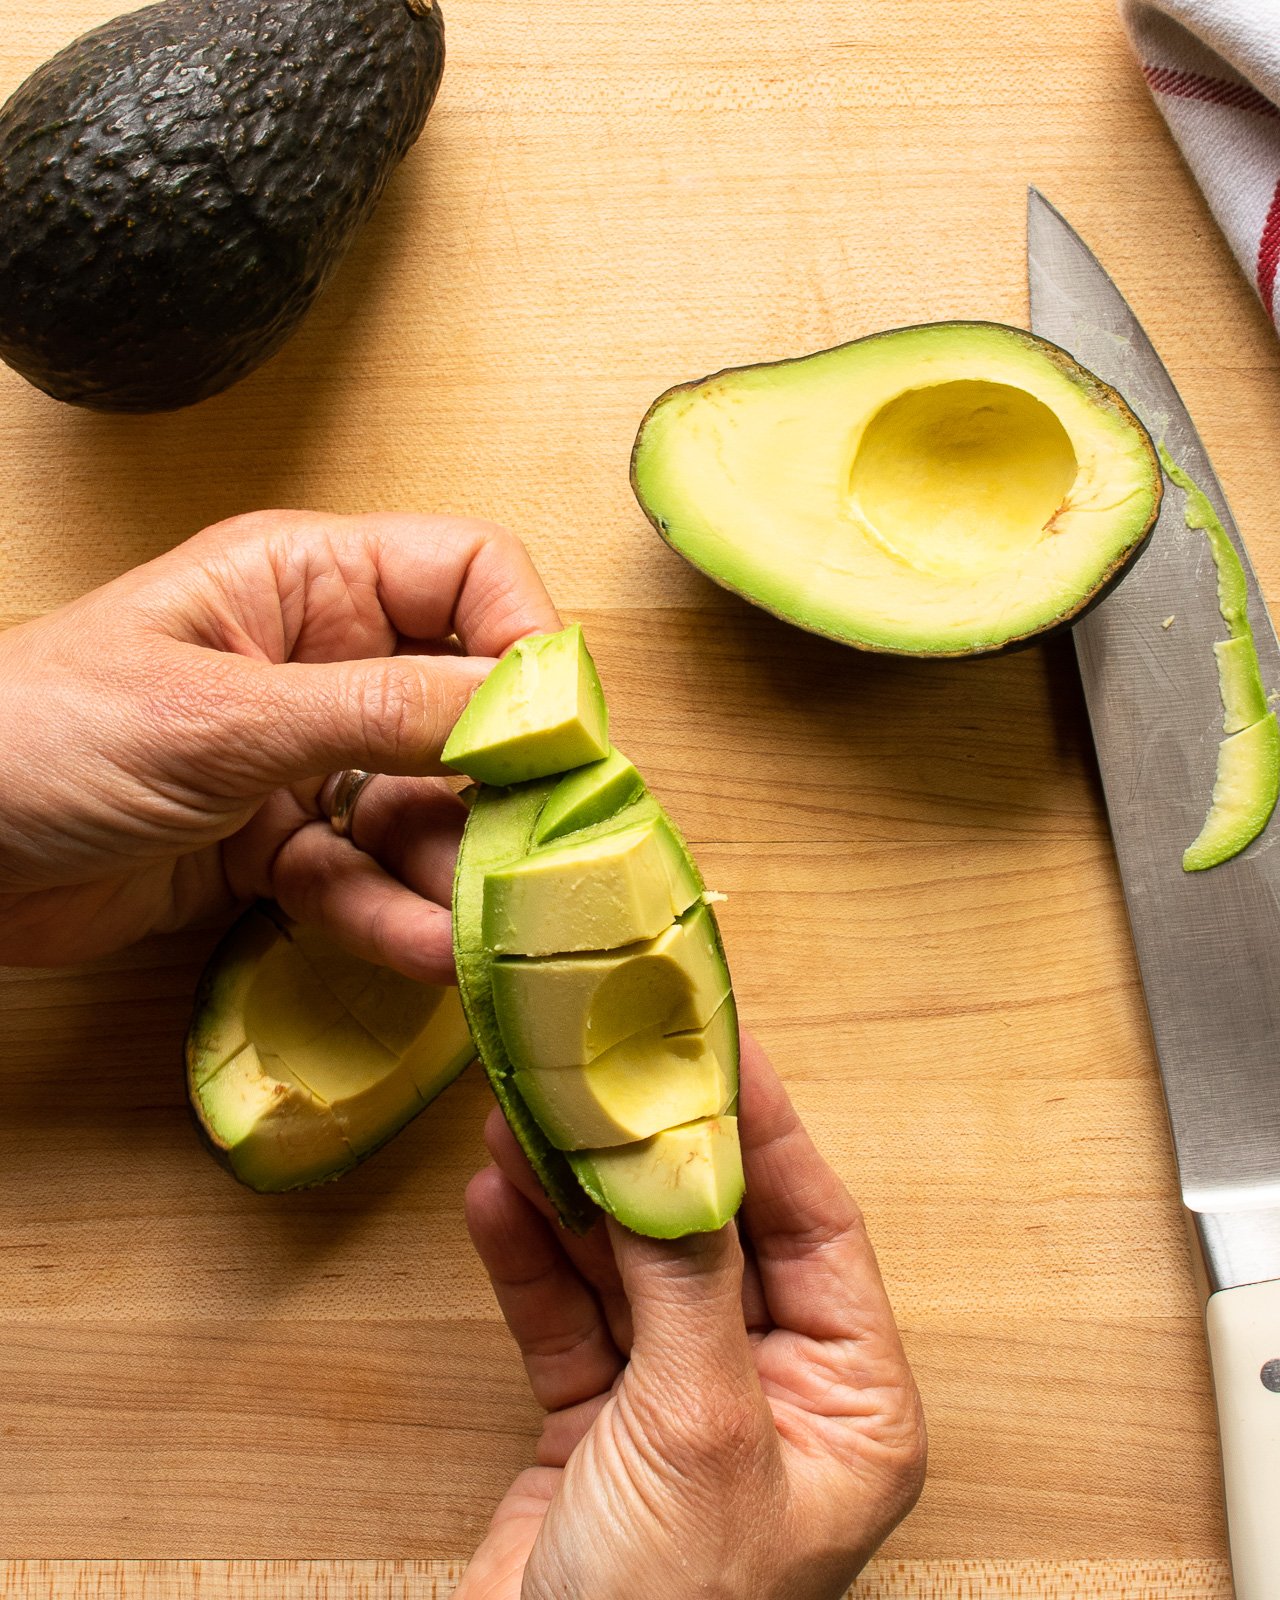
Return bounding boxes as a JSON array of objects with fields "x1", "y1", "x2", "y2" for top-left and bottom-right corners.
[{"x1": 1028, "y1": 188, "x2": 1280, "y2": 1599}]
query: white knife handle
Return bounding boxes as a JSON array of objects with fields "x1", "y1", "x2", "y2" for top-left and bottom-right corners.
[{"x1": 1206, "y1": 1278, "x2": 1280, "y2": 1597}]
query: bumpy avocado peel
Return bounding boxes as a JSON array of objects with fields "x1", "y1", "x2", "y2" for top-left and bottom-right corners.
[
  {"x1": 0, "y1": 0, "x2": 444, "y2": 411},
  {"x1": 453, "y1": 771, "x2": 724, "y2": 1234}
]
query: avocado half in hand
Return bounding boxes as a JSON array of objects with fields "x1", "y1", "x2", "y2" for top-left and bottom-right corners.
[
  {"x1": 186, "y1": 905, "x2": 474, "y2": 1193},
  {"x1": 446, "y1": 626, "x2": 743, "y2": 1239},
  {"x1": 631, "y1": 322, "x2": 1162, "y2": 657}
]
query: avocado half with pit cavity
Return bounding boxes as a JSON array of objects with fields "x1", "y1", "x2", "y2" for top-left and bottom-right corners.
[
  {"x1": 186, "y1": 905, "x2": 474, "y2": 1192},
  {"x1": 631, "y1": 322, "x2": 1162, "y2": 657},
  {"x1": 449, "y1": 626, "x2": 742, "y2": 1239}
]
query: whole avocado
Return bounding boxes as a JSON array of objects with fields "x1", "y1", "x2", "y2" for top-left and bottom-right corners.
[{"x1": 0, "y1": 0, "x2": 444, "y2": 412}]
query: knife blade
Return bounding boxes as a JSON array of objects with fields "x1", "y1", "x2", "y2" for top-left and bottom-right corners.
[{"x1": 1028, "y1": 188, "x2": 1280, "y2": 1600}]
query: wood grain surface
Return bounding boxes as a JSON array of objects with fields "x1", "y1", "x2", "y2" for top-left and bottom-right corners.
[{"x1": 3, "y1": 0, "x2": 1279, "y2": 1593}]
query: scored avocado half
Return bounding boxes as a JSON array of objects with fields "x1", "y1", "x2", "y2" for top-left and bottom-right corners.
[
  {"x1": 631, "y1": 322, "x2": 1162, "y2": 657},
  {"x1": 186, "y1": 905, "x2": 475, "y2": 1192},
  {"x1": 450, "y1": 627, "x2": 742, "y2": 1239}
]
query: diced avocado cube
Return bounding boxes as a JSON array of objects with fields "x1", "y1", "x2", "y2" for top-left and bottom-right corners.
[
  {"x1": 533, "y1": 747, "x2": 646, "y2": 845},
  {"x1": 399, "y1": 989, "x2": 476, "y2": 1101},
  {"x1": 492, "y1": 902, "x2": 729, "y2": 1068},
  {"x1": 260, "y1": 1016, "x2": 426, "y2": 1154},
  {"x1": 513, "y1": 1020, "x2": 735, "y2": 1150},
  {"x1": 690, "y1": 995, "x2": 740, "y2": 1113},
  {"x1": 186, "y1": 906, "x2": 281, "y2": 1087},
  {"x1": 290, "y1": 921, "x2": 458, "y2": 1056},
  {"x1": 482, "y1": 815, "x2": 703, "y2": 957},
  {"x1": 569, "y1": 1116, "x2": 745, "y2": 1238},
  {"x1": 197, "y1": 1044, "x2": 355, "y2": 1193},
  {"x1": 442, "y1": 624, "x2": 609, "y2": 786}
]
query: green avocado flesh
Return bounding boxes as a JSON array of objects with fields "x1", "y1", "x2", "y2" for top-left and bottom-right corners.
[
  {"x1": 569, "y1": 1116, "x2": 745, "y2": 1240},
  {"x1": 0, "y1": 0, "x2": 444, "y2": 412},
  {"x1": 1158, "y1": 449, "x2": 1279, "y2": 871},
  {"x1": 185, "y1": 907, "x2": 474, "y2": 1192},
  {"x1": 453, "y1": 743, "x2": 741, "y2": 1238},
  {"x1": 443, "y1": 625, "x2": 609, "y2": 787},
  {"x1": 632, "y1": 322, "x2": 1162, "y2": 656},
  {"x1": 1215, "y1": 638, "x2": 1269, "y2": 735},
  {"x1": 482, "y1": 812, "x2": 703, "y2": 956},
  {"x1": 534, "y1": 748, "x2": 645, "y2": 845},
  {"x1": 1183, "y1": 716, "x2": 1280, "y2": 872},
  {"x1": 491, "y1": 903, "x2": 731, "y2": 1069}
]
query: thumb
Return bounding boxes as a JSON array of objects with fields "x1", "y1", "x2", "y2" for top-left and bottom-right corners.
[
  {"x1": 609, "y1": 1220, "x2": 759, "y2": 1401},
  {"x1": 216, "y1": 652, "x2": 496, "y2": 788}
]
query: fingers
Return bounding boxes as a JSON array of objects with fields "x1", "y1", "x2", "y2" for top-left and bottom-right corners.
[
  {"x1": 346, "y1": 775, "x2": 468, "y2": 905},
  {"x1": 484, "y1": 1107, "x2": 767, "y2": 1449},
  {"x1": 174, "y1": 511, "x2": 561, "y2": 662},
  {"x1": 212, "y1": 650, "x2": 495, "y2": 790},
  {"x1": 738, "y1": 1032, "x2": 901, "y2": 1348},
  {"x1": 465, "y1": 1165, "x2": 624, "y2": 1415},
  {"x1": 483, "y1": 1106, "x2": 635, "y2": 1353},
  {"x1": 608, "y1": 1220, "x2": 760, "y2": 1400},
  {"x1": 267, "y1": 819, "x2": 456, "y2": 984}
]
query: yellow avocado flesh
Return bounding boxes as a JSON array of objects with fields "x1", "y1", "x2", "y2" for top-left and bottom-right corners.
[
  {"x1": 243, "y1": 943, "x2": 429, "y2": 1152},
  {"x1": 1183, "y1": 714, "x2": 1280, "y2": 872},
  {"x1": 198, "y1": 1044, "x2": 354, "y2": 1192},
  {"x1": 482, "y1": 815, "x2": 703, "y2": 956},
  {"x1": 491, "y1": 902, "x2": 730, "y2": 1068},
  {"x1": 187, "y1": 911, "x2": 280, "y2": 1088},
  {"x1": 513, "y1": 1024, "x2": 735, "y2": 1150},
  {"x1": 187, "y1": 909, "x2": 474, "y2": 1191},
  {"x1": 569, "y1": 1116, "x2": 744, "y2": 1238},
  {"x1": 633, "y1": 322, "x2": 1160, "y2": 655},
  {"x1": 442, "y1": 624, "x2": 609, "y2": 786}
]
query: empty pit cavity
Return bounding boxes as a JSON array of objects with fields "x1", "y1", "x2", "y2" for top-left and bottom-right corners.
[{"x1": 849, "y1": 380, "x2": 1078, "y2": 576}]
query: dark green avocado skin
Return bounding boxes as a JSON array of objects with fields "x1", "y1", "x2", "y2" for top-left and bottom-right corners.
[{"x1": 0, "y1": 0, "x2": 444, "y2": 412}]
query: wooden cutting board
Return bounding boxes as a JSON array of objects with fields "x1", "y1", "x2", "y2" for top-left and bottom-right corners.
[{"x1": 2, "y1": 0, "x2": 1277, "y2": 1593}]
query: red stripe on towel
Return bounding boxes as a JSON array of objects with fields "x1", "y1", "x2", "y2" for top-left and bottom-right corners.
[
  {"x1": 1257, "y1": 178, "x2": 1280, "y2": 318},
  {"x1": 1143, "y1": 62, "x2": 1279, "y2": 120}
]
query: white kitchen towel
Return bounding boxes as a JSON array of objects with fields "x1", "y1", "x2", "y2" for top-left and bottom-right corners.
[{"x1": 1120, "y1": 0, "x2": 1280, "y2": 326}]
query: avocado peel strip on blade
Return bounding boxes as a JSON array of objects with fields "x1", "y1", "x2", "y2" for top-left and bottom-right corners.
[{"x1": 1157, "y1": 446, "x2": 1280, "y2": 871}]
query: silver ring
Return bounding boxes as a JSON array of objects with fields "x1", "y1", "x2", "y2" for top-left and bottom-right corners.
[{"x1": 320, "y1": 769, "x2": 377, "y2": 839}]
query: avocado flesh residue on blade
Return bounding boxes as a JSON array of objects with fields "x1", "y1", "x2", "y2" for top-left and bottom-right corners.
[
  {"x1": 186, "y1": 906, "x2": 474, "y2": 1192},
  {"x1": 1158, "y1": 448, "x2": 1280, "y2": 871},
  {"x1": 632, "y1": 322, "x2": 1162, "y2": 657}
]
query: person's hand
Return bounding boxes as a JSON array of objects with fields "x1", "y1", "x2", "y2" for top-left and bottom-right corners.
[
  {"x1": 460, "y1": 1033, "x2": 926, "y2": 1600},
  {"x1": 0, "y1": 511, "x2": 558, "y2": 971}
]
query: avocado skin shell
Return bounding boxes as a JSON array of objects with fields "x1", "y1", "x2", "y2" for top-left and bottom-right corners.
[
  {"x1": 0, "y1": 0, "x2": 444, "y2": 412},
  {"x1": 631, "y1": 320, "x2": 1163, "y2": 660}
]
